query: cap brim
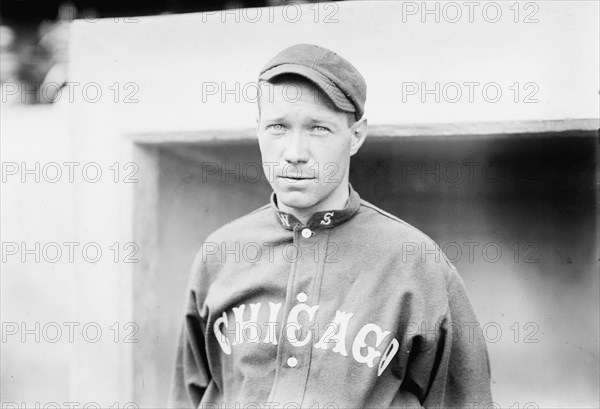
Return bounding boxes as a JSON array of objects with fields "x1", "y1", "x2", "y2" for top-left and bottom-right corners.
[{"x1": 259, "y1": 63, "x2": 355, "y2": 114}]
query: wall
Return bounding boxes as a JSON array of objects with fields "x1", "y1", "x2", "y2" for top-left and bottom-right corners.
[
  {"x1": 144, "y1": 132, "x2": 598, "y2": 407},
  {"x1": 3, "y1": 1, "x2": 597, "y2": 408}
]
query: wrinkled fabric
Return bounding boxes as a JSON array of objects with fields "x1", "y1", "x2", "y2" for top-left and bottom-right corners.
[{"x1": 169, "y1": 187, "x2": 492, "y2": 409}]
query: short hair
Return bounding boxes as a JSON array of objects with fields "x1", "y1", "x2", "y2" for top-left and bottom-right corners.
[{"x1": 257, "y1": 74, "x2": 356, "y2": 128}]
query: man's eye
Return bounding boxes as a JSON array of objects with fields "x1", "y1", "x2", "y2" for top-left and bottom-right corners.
[
  {"x1": 267, "y1": 124, "x2": 286, "y2": 133},
  {"x1": 312, "y1": 126, "x2": 330, "y2": 134}
]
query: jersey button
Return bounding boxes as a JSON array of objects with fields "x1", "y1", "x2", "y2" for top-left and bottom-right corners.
[
  {"x1": 287, "y1": 357, "x2": 298, "y2": 368},
  {"x1": 301, "y1": 228, "x2": 312, "y2": 238},
  {"x1": 296, "y1": 292, "x2": 308, "y2": 303}
]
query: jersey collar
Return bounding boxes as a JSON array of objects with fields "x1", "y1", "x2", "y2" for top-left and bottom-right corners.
[{"x1": 270, "y1": 184, "x2": 361, "y2": 230}]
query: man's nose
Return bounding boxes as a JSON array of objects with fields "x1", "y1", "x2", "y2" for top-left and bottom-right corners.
[{"x1": 283, "y1": 131, "x2": 309, "y2": 164}]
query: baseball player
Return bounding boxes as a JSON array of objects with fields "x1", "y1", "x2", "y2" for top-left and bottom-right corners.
[{"x1": 169, "y1": 44, "x2": 492, "y2": 408}]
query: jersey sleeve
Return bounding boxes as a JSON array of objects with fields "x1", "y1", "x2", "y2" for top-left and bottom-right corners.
[
  {"x1": 401, "y1": 264, "x2": 493, "y2": 407},
  {"x1": 425, "y1": 265, "x2": 492, "y2": 407},
  {"x1": 168, "y1": 252, "x2": 212, "y2": 409}
]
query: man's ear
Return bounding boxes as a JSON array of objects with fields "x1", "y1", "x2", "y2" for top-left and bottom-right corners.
[{"x1": 350, "y1": 117, "x2": 368, "y2": 156}]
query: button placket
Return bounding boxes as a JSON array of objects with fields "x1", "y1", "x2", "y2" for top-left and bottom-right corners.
[
  {"x1": 269, "y1": 226, "x2": 329, "y2": 405},
  {"x1": 287, "y1": 357, "x2": 298, "y2": 367},
  {"x1": 301, "y1": 228, "x2": 312, "y2": 238}
]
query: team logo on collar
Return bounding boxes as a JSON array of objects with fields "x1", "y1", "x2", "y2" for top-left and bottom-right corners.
[
  {"x1": 277, "y1": 213, "x2": 291, "y2": 227},
  {"x1": 320, "y1": 212, "x2": 335, "y2": 226}
]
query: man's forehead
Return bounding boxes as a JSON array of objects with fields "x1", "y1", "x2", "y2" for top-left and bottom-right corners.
[{"x1": 258, "y1": 78, "x2": 338, "y2": 110}]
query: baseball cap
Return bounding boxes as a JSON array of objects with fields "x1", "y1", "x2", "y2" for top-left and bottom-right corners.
[{"x1": 258, "y1": 44, "x2": 366, "y2": 121}]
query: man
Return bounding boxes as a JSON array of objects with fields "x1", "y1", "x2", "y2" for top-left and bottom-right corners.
[{"x1": 169, "y1": 44, "x2": 492, "y2": 408}]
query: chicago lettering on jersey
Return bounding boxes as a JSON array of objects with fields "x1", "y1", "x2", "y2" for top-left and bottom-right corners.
[{"x1": 213, "y1": 299, "x2": 400, "y2": 376}]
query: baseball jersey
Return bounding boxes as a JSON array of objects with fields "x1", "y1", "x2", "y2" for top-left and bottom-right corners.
[{"x1": 169, "y1": 185, "x2": 492, "y2": 408}]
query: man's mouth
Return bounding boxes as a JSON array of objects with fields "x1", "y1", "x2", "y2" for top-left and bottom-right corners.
[{"x1": 279, "y1": 176, "x2": 316, "y2": 181}]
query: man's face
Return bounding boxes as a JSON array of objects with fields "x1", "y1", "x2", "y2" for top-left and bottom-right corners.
[{"x1": 257, "y1": 79, "x2": 363, "y2": 215}]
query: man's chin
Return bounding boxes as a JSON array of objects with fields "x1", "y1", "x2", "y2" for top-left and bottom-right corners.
[{"x1": 275, "y1": 190, "x2": 317, "y2": 212}]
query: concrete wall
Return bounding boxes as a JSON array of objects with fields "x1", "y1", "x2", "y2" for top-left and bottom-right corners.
[
  {"x1": 70, "y1": 1, "x2": 598, "y2": 135},
  {"x1": 1, "y1": 102, "x2": 78, "y2": 405},
  {"x1": 142, "y1": 133, "x2": 598, "y2": 408}
]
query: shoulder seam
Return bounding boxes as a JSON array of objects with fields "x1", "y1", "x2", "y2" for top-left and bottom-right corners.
[
  {"x1": 359, "y1": 200, "x2": 424, "y2": 234},
  {"x1": 360, "y1": 199, "x2": 458, "y2": 277}
]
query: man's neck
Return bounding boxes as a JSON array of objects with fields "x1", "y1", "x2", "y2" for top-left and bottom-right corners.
[{"x1": 278, "y1": 183, "x2": 351, "y2": 225}]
